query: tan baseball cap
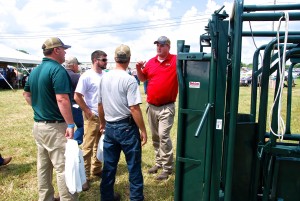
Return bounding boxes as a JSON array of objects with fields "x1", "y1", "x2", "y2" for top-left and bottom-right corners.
[
  {"x1": 65, "y1": 56, "x2": 82, "y2": 65},
  {"x1": 115, "y1": 44, "x2": 131, "y2": 62},
  {"x1": 42, "y1": 37, "x2": 71, "y2": 50}
]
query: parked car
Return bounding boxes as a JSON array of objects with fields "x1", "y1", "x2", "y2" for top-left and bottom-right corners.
[
  {"x1": 240, "y1": 70, "x2": 252, "y2": 86},
  {"x1": 240, "y1": 75, "x2": 252, "y2": 86}
]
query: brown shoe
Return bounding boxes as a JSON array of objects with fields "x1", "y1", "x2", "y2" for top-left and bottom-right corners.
[
  {"x1": 113, "y1": 192, "x2": 121, "y2": 201},
  {"x1": 148, "y1": 165, "x2": 161, "y2": 174},
  {"x1": 156, "y1": 171, "x2": 171, "y2": 181},
  {"x1": 53, "y1": 197, "x2": 60, "y2": 201},
  {"x1": 1, "y1": 156, "x2": 12, "y2": 166},
  {"x1": 93, "y1": 171, "x2": 102, "y2": 178},
  {"x1": 82, "y1": 181, "x2": 90, "y2": 191}
]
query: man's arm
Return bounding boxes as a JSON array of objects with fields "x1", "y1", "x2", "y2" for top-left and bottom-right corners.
[
  {"x1": 74, "y1": 92, "x2": 93, "y2": 119},
  {"x1": 130, "y1": 104, "x2": 147, "y2": 146},
  {"x1": 136, "y1": 61, "x2": 147, "y2": 82},
  {"x1": 56, "y1": 94, "x2": 74, "y2": 139},
  {"x1": 98, "y1": 103, "x2": 106, "y2": 133},
  {"x1": 23, "y1": 91, "x2": 32, "y2": 105}
]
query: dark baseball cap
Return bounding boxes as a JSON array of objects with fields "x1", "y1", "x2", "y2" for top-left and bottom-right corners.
[{"x1": 154, "y1": 36, "x2": 170, "y2": 45}]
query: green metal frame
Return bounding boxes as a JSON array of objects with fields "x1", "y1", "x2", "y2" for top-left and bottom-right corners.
[
  {"x1": 174, "y1": 0, "x2": 300, "y2": 200},
  {"x1": 229, "y1": 1, "x2": 300, "y2": 200}
]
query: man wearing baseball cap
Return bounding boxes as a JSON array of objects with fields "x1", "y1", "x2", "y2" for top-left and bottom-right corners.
[
  {"x1": 136, "y1": 36, "x2": 178, "y2": 181},
  {"x1": 23, "y1": 37, "x2": 78, "y2": 200},
  {"x1": 98, "y1": 44, "x2": 147, "y2": 201},
  {"x1": 65, "y1": 57, "x2": 84, "y2": 146}
]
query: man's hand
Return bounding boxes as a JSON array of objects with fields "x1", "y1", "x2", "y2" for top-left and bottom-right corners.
[
  {"x1": 65, "y1": 128, "x2": 74, "y2": 139},
  {"x1": 84, "y1": 109, "x2": 93, "y2": 120},
  {"x1": 136, "y1": 61, "x2": 146, "y2": 70},
  {"x1": 140, "y1": 130, "x2": 147, "y2": 146}
]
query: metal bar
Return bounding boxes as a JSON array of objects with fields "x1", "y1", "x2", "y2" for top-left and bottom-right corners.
[
  {"x1": 265, "y1": 133, "x2": 300, "y2": 141},
  {"x1": 210, "y1": 19, "x2": 229, "y2": 201},
  {"x1": 244, "y1": 4, "x2": 300, "y2": 12},
  {"x1": 177, "y1": 157, "x2": 202, "y2": 164},
  {"x1": 271, "y1": 147, "x2": 300, "y2": 157},
  {"x1": 203, "y1": 13, "x2": 220, "y2": 200},
  {"x1": 243, "y1": 31, "x2": 300, "y2": 37},
  {"x1": 180, "y1": 109, "x2": 204, "y2": 114},
  {"x1": 224, "y1": 1, "x2": 244, "y2": 200},
  {"x1": 0, "y1": 72, "x2": 15, "y2": 91},
  {"x1": 194, "y1": 103, "x2": 211, "y2": 137},
  {"x1": 284, "y1": 48, "x2": 300, "y2": 133},
  {"x1": 174, "y1": 40, "x2": 186, "y2": 201},
  {"x1": 286, "y1": 63, "x2": 293, "y2": 135},
  {"x1": 251, "y1": 44, "x2": 267, "y2": 119},
  {"x1": 242, "y1": 12, "x2": 300, "y2": 21}
]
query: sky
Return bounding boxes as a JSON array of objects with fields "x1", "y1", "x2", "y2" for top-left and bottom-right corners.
[{"x1": 0, "y1": 0, "x2": 299, "y2": 65}]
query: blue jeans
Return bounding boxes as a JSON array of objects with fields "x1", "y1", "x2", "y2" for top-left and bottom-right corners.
[
  {"x1": 143, "y1": 81, "x2": 148, "y2": 95},
  {"x1": 134, "y1": 75, "x2": 140, "y2": 85},
  {"x1": 100, "y1": 120, "x2": 144, "y2": 201},
  {"x1": 72, "y1": 105, "x2": 84, "y2": 145}
]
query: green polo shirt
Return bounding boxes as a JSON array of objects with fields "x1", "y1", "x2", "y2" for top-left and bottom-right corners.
[{"x1": 24, "y1": 57, "x2": 72, "y2": 122}]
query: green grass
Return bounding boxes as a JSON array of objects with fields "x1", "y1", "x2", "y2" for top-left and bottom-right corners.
[
  {"x1": 0, "y1": 80, "x2": 299, "y2": 200},
  {"x1": 0, "y1": 86, "x2": 176, "y2": 201},
  {"x1": 238, "y1": 79, "x2": 300, "y2": 133}
]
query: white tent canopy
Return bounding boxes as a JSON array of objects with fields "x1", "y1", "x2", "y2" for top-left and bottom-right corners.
[{"x1": 0, "y1": 43, "x2": 41, "y2": 65}]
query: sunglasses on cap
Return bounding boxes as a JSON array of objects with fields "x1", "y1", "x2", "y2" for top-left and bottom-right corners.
[{"x1": 97, "y1": 58, "x2": 108, "y2": 62}]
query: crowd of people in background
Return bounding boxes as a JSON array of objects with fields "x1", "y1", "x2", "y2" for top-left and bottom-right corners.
[
  {"x1": 0, "y1": 35, "x2": 178, "y2": 201},
  {"x1": 0, "y1": 67, "x2": 31, "y2": 89}
]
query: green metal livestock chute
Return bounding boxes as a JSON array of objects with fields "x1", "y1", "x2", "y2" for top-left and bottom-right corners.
[{"x1": 174, "y1": 0, "x2": 300, "y2": 200}]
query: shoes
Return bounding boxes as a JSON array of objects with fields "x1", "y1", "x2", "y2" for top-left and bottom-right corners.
[
  {"x1": 82, "y1": 181, "x2": 90, "y2": 191},
  {"x1": 113, "y1": 192, "x2": 121, "y2": 201},
  {"x1": 156, "y1": 171, "x2": 171, "y2": 181},
  {"x1": 53, "y1": 197, "x2": 60, "y2": 201},
  {"x1": 1, "y1": 156, "x2": 12, "y2": 166},
  {"x1": 148, "y1": 165, "x2": 161, "y2": 174},
  {"x1": 93, "y1": 171, "x2": 102, "y2": 178}
]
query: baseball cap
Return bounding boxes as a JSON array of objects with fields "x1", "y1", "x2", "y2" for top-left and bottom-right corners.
[
  {"x1": 65, "y1": 56, "x2": 82, "y2": 66},
  {"x1": 115, "y1": 44, "x2": 131, "y2": 61},
  {"x1": 42, "y1": 37, "x2": 71, "y2": 50},
  {"x1": 154, "y1": 36, "x2": 170, "y2": 45}
]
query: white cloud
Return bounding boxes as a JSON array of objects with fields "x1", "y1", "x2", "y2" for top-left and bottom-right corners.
[{"x1": 0, "y1": 0, "x2": 299, "y2": 65}]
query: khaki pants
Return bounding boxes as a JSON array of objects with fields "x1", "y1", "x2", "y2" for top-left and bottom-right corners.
[
  {"x1": 33, "y1": 122, "x2": 78, "y2": 201},
  {"x1": 82, "y1": 113, "x2": 102, "y2": 179},
  {"x1": 147, "y1": 103, "x2": 175, "y2": 173}
]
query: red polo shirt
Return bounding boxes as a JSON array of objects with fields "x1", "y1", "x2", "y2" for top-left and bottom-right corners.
[{"x1": 143, "y1": 53, "x2": 178, "y2": 106}]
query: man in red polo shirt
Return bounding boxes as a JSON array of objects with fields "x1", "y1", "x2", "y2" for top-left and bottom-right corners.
[{"x1": 136, "y1": 36, "x2": 178, "y2": 180}]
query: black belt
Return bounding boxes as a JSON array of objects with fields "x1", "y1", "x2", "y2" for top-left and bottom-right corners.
[
  {"x1": 106, "y1": 116, "x2": 133, "y2": 124},
  {"x1": 35, "y1": 120, "x2": 65, "y2": 123}
]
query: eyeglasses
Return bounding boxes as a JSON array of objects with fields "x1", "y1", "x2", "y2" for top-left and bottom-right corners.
[{"x1": 97, "y1": 58, "x2": 108, "y2": 62}]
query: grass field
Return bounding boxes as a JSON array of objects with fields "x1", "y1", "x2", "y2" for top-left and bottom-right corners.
[{"x1": 0, "y1": 80, "x2": 299, "y2": 200}]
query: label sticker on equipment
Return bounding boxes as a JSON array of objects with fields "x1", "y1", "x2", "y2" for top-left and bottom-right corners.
[
  {"x1": 189, "y1": 81, "x2": 200, "y2": 88},
  {"x1": 216, "y1": 119, "x2": 222, "y2": 130}
]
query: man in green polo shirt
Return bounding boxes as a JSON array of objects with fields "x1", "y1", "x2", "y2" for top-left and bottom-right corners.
[{"x1": 23, "y1": 37, "x2": 77, "y2": 201}]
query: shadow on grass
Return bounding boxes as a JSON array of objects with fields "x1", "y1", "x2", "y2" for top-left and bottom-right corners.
[
  {"x1": 0, "y1": 161, "x2": 35, "y2": 179},
  {"x1": 78, "y1": 162, "x2": 175, "y2": 200}
]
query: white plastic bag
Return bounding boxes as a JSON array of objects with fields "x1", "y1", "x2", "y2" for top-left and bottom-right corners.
[
  {"x1": 97, "y1": 134, "x2": 105, "y2": 162},
  {"x1": 65, "y1": 139, "x2": 87, "y2": 194}
]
